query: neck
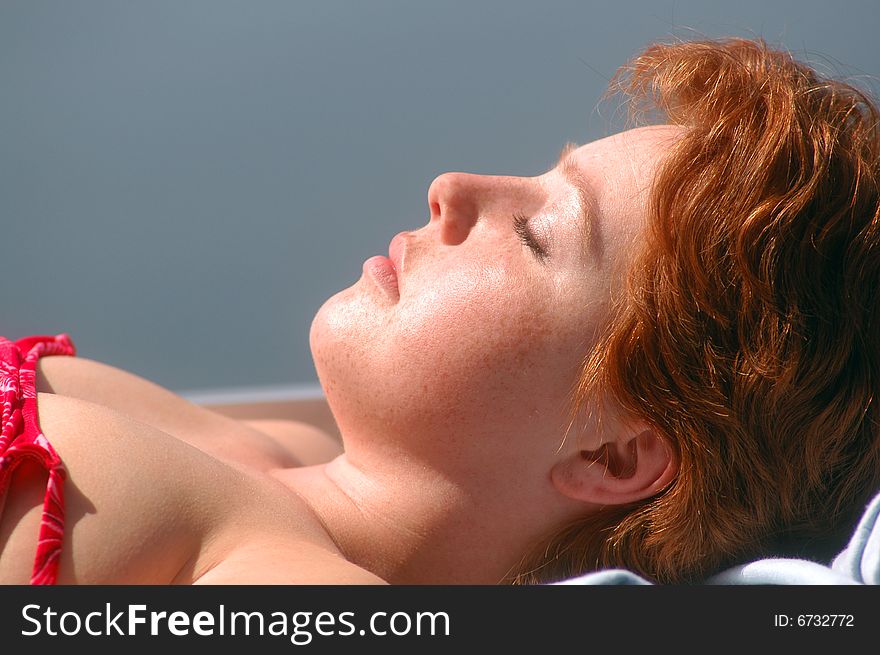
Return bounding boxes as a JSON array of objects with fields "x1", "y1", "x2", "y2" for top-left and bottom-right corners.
[{"x1": 274, "y1": 451, "x2": 540, "y2": 584}]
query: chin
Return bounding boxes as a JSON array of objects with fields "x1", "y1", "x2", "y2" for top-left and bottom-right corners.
[
  {"x1": 308, "y1": 283, "x2": 515, "y2": 451},
  {"x1": 309, "y1": 287, "x2": 356, "y2": 387},
  {"x1": 309, "y1": 285, "x2": 395, "y2": 431}
]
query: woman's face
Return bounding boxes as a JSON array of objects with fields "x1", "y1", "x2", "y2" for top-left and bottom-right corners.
[{"x1": 311, "y1": 125, "x2": 683, "y2": 487}]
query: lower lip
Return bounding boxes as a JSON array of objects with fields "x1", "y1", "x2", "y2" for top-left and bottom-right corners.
[{"x1": 363, "y1": 255, "x2": 399, "y2": 299}]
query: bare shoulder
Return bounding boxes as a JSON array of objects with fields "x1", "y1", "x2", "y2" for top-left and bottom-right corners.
[
  {"x1": 1, "y1": 392, "x2": 350, "y2": 584},
  {"x1": 35, "y1": 354, "x2": 341, "y2": 471},
  {"x1": 2, "y1": 393, "x2": 225, "y2": 583},
  {"x1": 194, "y1": 539, "x2": 388, "y2": 585},
  {"x1": 241, "y1": 419, "x2": 343, "y2": 467}
]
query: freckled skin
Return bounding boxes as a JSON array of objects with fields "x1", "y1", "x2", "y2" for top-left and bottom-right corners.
[{"x1": 310, "y1": 125, "x2": 684, "y2": 492}]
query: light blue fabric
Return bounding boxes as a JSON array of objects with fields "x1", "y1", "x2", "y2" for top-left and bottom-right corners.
[
  {"x1": 555, "y1": 569, "x2": 653, "y2": 585},
  {"x1": 830, "y1": 489, "x2": 880, "y2": 585},
  {"x1": 556, "y1": 489, "x2": 880, "y2": 585}
]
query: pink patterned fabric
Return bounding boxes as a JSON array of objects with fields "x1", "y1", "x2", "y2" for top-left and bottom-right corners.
[{"x1": 0, "y1": 333, "x2": 76, "y2": 585}]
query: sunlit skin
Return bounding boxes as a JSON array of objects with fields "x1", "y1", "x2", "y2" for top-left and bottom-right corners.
[
  {"x1": 298, "y1": 124, "x2": 685, "y2": 583},
  {"x1": 0, "y1": 125, "x2": 684, "y2": 585}
]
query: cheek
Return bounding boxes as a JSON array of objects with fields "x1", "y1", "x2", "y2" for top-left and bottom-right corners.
[
  {"x1": 310, "y1": 262, "x2": 596, "y2": 442},
  {"x1": 390, "y1": 270, "x2": 582, "y2": 427}
]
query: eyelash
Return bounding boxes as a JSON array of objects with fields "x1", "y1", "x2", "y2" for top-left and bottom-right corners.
[{"x1": 513, "y1": 212, "x2": 548, "y2": 260}]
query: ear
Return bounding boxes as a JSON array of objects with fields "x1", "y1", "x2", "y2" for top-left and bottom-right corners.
[{"x1": 550, "y1": 426, "x2": 677, "y2": 507}]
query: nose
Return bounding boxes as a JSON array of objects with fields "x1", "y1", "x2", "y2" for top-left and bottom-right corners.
[{"x1": 427, "y1": 172, "x2": 521, "y2": 245}]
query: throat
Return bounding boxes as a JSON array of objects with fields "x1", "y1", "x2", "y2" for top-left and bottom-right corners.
[{"x1": 270, "y1": 455, "x2": 524, "y2": 584}]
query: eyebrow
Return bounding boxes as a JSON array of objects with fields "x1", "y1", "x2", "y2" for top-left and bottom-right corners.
[{"x1": 554, "y1": 141, "x2": 597, "y2": 249}]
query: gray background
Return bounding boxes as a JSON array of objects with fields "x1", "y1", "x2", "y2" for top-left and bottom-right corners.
[{"x1": 1, "y1": 0, "x2": 877, "y2": 394}]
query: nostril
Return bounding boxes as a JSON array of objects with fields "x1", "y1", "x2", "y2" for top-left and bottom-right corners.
[
  {"x1": 427, "y1": 171, "x2": 481, "y2": 242},
  {"x1": 429, "y1": 199, "x2": 441, "y2": 222},
  {"x1": 440, "y1": 217, "x2": 469, "y2": 246}
]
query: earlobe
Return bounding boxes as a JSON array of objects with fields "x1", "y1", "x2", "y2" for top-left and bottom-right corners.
[{"x1": 550, "y1": 427, "x2": 677, "y2": 507}]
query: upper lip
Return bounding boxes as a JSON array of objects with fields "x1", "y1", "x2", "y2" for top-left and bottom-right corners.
[{"x1": 389, "y1": 231, "x2": 408, "y2": 277}]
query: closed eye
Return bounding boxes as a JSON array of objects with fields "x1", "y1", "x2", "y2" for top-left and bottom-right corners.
[{"x1": 513, "y1": 212, "x2": 548, "y2": 261}]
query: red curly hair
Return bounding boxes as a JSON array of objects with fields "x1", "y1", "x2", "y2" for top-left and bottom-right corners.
[{"x1": 514, "y1": 37, "x2": 880, "y2": 583}]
